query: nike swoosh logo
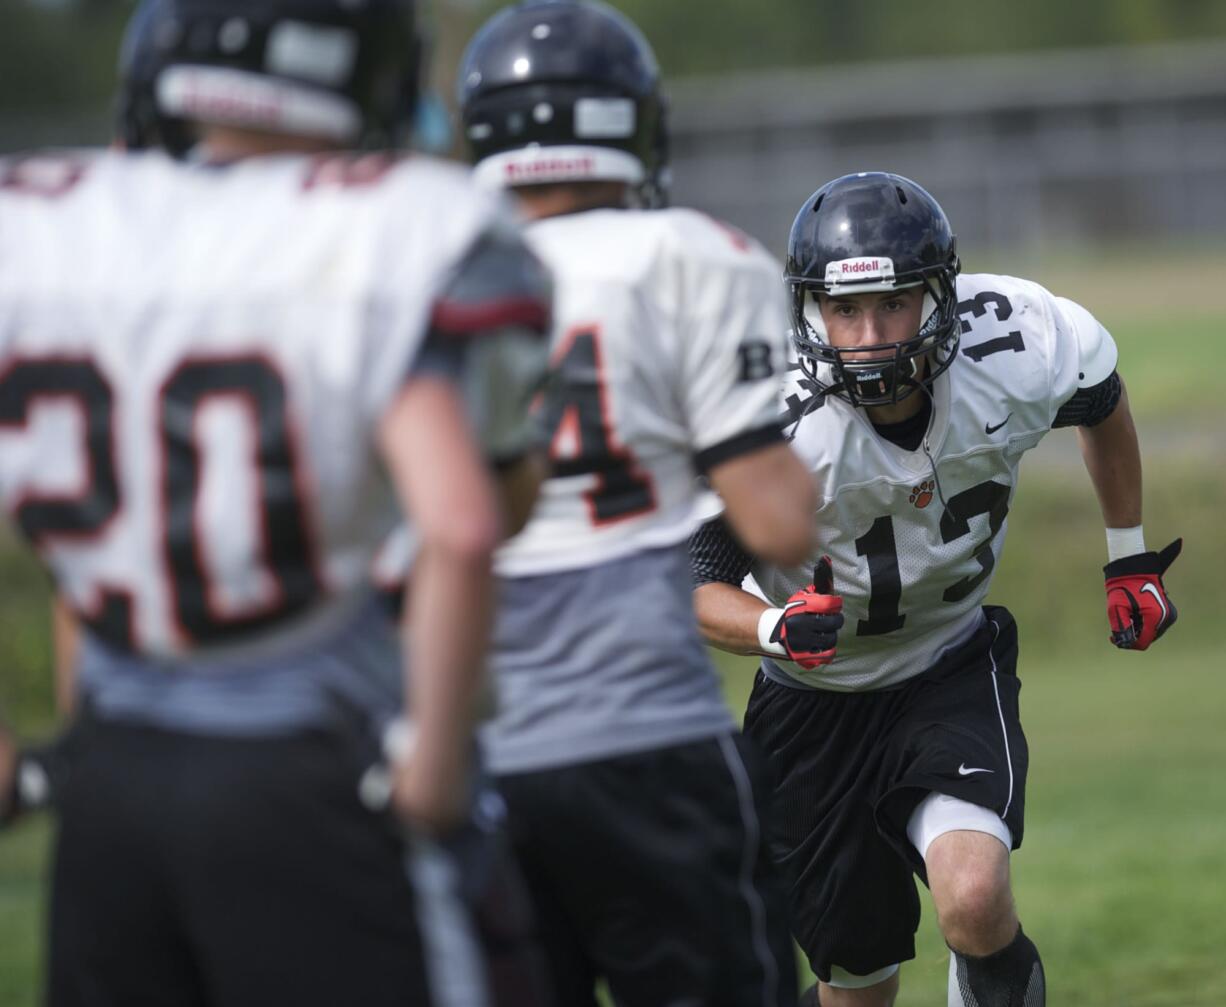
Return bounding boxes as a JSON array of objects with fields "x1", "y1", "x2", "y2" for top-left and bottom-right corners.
[
  {"x1": 1140, "y1": 582, "x2": 1168, "y2": 625},
  {"x1": 958, "y1": 764, "x2": 994, "y2": 776},
  {"x1": 985, "y1": 413, "x2": 1012, "y2": 435}
]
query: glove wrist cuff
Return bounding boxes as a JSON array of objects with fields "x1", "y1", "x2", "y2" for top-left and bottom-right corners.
[
  {"x1": 1103, "y1": 550, "x2": 1160, "y2": 580},
  {"x1": 757, "y1": 607, "x2": 788, "y2": 656}
]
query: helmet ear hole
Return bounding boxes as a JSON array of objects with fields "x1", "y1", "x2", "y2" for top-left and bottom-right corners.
[
  {"x1": 895, "y1": 185, "x2": 908, "y2": 204},
  {"x1": 812, "y1": 194, "x2": 824, "y2": 213}
]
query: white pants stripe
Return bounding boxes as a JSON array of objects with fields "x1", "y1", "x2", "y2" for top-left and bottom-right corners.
[
  {"x1": 985, "y1": 619, "x2": 1016, "y2": 818},
  {"x1": 404, "y1": 837, "x2": 491, "y2": 1007},
  {"x1": 717, "y1": 732, "x2": 781, "y2": 1007}
]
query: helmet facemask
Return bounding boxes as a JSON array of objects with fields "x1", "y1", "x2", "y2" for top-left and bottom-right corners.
[
  {"x1": 783, "y1": 171, "x2": 962, "y2": 411},
  {"x1": 790, "y1": 264, "x2": 960, "y2": 410}
]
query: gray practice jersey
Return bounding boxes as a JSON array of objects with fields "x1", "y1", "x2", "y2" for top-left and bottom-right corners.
[
  {"x1": 747, "y1": 273, "x2": 1117, "y2": 692},
  {"x1": 484, "y1": 208, "x2": 791, "y2": 773},
  {"x1": 0, "y1": 149, "x2": 549, "y2": 733}
]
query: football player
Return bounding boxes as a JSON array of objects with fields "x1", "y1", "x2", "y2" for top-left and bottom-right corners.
[
  {"x1": 690, "y1": 172, "x2": 1179, "y2": 1007},
  {"x1": 456, "y1": 2, "x2": 816, "y2": 1004},
  {"x1": 0, "y1": 1, "x2": 551, "y2": 1005}
]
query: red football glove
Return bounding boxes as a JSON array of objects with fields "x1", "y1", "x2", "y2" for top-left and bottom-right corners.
[
  {"x1": 766, "y1": 557, "x2": 844, "y2": 669},
  {"x1": 1104, "y1": 538, "x2": 1181, "y2": 651}
]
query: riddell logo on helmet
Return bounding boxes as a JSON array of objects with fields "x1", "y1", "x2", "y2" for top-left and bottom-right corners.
[
  {"x1": 841, "y1": 259, "x2": 882, "y2": 274},
  {"x1": 505, "y1": 156, "x2": 596, "y2": 180},
  {"x1": 174, "y1": 75, "x2": 284, "y2": 124},
  {"x1": 825, "y1": 256, "x2": 896, "y2": 287}
]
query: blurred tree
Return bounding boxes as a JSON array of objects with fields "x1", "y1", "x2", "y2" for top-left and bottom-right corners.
[
  {"x1": 4, "y1": 0, "x2": 1226, "y2": 149},
  {"x1": 0, "y1": 0, "x2": 128, "y2": 150},
  {"x1": 456, "y1": 0, "x2": 1226, "y2": 76}
]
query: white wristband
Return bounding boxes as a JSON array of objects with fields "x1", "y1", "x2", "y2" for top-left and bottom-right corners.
[
  {"x1": 357, "y1": 718, "x2": 419, "y2": 812},
  {"x1": 757, "y1": 607, "x2": 788, "y2": 657},
  {"x1": 1106, "y1": 525, "x2": 1146, "y2": 563}
]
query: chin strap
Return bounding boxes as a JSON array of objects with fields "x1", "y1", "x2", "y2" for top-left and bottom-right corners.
[{"x1": 912, "y1": 372, "x2": 951, "y2": 512}]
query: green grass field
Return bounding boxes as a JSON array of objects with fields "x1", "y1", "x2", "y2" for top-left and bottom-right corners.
[{"x1": 2, "y1": 251, "x2": 1224, "y2": 1005}]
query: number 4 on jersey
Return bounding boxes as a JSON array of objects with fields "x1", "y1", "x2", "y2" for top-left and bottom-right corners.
[{"x1": 542, "y1": 326, "x2": 655, "y2": 525}]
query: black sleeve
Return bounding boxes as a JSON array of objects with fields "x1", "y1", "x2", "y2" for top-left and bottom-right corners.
[
  {"x1": 689, "y1": 516, "x2": 755, "y2": 588},
  {"x1": 408, "y1": 225, "x2": 551, "y2": 467},
  {"x1": 409, "y1": 331, "x2": 468, "y2": 382},
  {"x1": 407, "y1": 333, "x2": 540, "y2": 471},
  {"x1": 1052, "y1": 370, "x2": 1122, "y2": 429},
  {"x1": 693, "y1": 423, "x2": 784, "y2": 475}
]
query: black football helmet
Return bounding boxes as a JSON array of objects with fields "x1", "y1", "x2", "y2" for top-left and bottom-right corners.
[
  {"x1": 117, "y1": 0, "x2": 423, "y2": 157},
  {"x1": 785, "y1": 172, "x2": 962, "y2": 408},
  {"x1": 457, "y1": 0, "x2": 669, "y2": 206}
]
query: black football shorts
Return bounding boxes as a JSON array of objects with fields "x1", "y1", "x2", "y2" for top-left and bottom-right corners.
[
  {"x1": 46, "y1": 718, "x2": 486, "y2": 1007},
  {"x1": 743, "y1": 605, "x2": 1029, "y2": 983},
  {"x1": 495, "y1": 733, "x2": 799, "y2": 1007}
]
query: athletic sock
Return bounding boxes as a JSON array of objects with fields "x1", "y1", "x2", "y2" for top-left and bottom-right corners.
[{"x1": 948, "y1": 927, "x2": 1045, "y2": 1006}]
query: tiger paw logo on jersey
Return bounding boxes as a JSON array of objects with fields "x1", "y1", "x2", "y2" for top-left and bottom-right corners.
[{"x1": 909, "y1": 480, "x2": 934, "y2": 509}]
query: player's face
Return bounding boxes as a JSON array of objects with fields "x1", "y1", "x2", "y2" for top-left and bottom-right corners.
[{"x1": 818, "y1": 288, "x2": 925, "y2": 357}]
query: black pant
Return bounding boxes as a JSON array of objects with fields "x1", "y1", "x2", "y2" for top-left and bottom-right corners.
[
  {"x1": 47, "y1": 719, "x2": 477, "y2": 1007},
  {"x1": 744, "y1": 605, "x2": 1029, "y2": 983},
  {"x1": 497, "y1": 733, "x2": 799, "y2": 1007}
]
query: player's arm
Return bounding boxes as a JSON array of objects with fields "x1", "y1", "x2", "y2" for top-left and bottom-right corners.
[
  {"x1": 0, "y1": 714, "x2": 74, "y2": 829},
  {"x1": 2, "y1": 599, "x2": 84, "y2": 827},
  {"x1": 693, "y1": 580, "x2": 771, "y2": 657},
  {"x1": 495, "y1": 453, "x2": 547, "y2": 539},
  {"x1": 1067, "y1": 376, "x2": 1180, "y2": 650},
  {"x1": 691, "y1": 517, "x2": 841, "y2": 669},
  {"x1": 425, "y1": 223, "x2": 552, "y2": 538},
  {"x1": 457, "y1": 326, "x2": 550, "y2": 539},
  {"x1": 52, "y1": 598, "x2": 80, "y2": 716},
  {"x1": 375, "y1": 217, "x2": 550, "y2": 831},
  {"x1": 0, "y1": 726, "x2": 16, "y2": 824},
  {"x1": 680, "y1": 240, "x2": 817, "y2": 566},
  {"x1": 690, "y1": 513, "x2": 762, "y2": 655},
  {"x1": 378, "y1": 378, "x2": 502, "y2": 833},
  {"x1": 706, "y1": 442, "x2": 815, "y2": 566},
  {"x1": 1074, "y1": 375, "x2": 1141, "y2": 530},
  {"x1": 1051, "y1": 298, "x2": 1179, "y2": 650}
]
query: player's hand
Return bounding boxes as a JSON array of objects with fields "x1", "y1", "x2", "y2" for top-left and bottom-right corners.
[
  {"x1": 358, "y1": 719, "x2": 470, "y2": 837},
  {"x1": 389, "y1": 756, "x2": 471, "y2": 837},
  {"x1": 1104, "y1": 538, "x2": 1181, "y2": 651},
  {"x1": 760, "y1": 556, "x2": 844, "y2": 669},
  {"x1": 1, "y1": 734, "x2": 64, "y2": 828}
]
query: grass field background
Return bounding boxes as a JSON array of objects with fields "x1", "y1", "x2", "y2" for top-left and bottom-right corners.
[{"x1": 2, "y1": 250, "x2": 1224, "y2": 1005}]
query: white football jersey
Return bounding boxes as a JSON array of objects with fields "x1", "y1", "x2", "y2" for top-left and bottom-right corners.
[
  {"x1": 0, "y1": 149, "x2": 532, "y2": 658},
  {"x1": 751, "y1": 272, "x2": 1118, "y2": 690},
  {"x1": 496, "y1": 207, "x2": 788, "y2": 577}
]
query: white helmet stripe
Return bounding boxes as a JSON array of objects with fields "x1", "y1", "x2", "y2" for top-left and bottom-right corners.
[
  {"x1": 472, "y1": 145, "x2": 644, "y2": 189},
  {"x1": 157, "y1": 65, "x2": 362, "y2": 141}
]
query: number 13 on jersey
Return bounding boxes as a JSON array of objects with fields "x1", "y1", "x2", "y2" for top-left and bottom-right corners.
[{"x1": 854, "y1": 479, "x2": 1011, "y2": 636}]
